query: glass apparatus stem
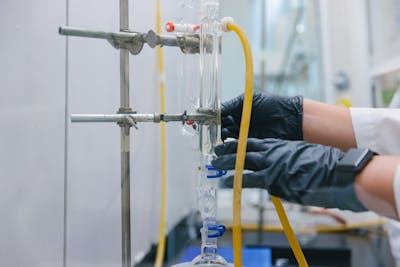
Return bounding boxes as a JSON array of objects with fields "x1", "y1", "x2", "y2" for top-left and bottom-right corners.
[{"x1": 197, "y1": 0, "x2": 223, "y2": 262}]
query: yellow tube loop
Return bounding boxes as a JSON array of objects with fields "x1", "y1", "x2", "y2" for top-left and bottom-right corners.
[
  {"x1": 154, "y1": 0, "x2": 167, "y2": 267},
  {"x1": 271, "y1": 196, "x2": 308, "y2": 267},
  {"x1": 226, "y1": 23, "x2": 309, "y2": 267}
]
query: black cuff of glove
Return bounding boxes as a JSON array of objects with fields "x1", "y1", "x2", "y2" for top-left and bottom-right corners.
[
  {"x1": 293, "y1": 95, "x2": 303, "y2": 140},
  {"x1": 300, "y1": 185, "x2": 368, "y2": 212},
  {"x1": 332, "y1": 185, "x2": 368, "y2": 212}
]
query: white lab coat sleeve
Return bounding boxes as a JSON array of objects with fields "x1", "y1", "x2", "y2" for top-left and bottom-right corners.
[
  {"x1": 350, "y1": 108, "x2": 400, "y2": 154},
  {"x1": 350, "y1": 107, "x2": 400, "y2": 215},
  {"x1": 351, "y1": 108, "x2": 400, "y2": 266}
]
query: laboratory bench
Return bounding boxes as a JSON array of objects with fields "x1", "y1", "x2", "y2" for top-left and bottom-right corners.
[{"x1": 137, "y1": 222, "x2": 395, "y2": 267}]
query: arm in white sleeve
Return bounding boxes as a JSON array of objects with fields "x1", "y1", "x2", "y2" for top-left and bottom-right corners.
[
  {"x1": 350, "y1": 108, "x2": 400, "y2": 219},
  {"x1": 302, "y1": 101, "x2": 400, "y2": 218},
  {"x1": 350, "y1": 108, "x2": 400, "y2": 154},
  {"x1": 354, "y1": 155, "x2": 399, "y2": 219}
]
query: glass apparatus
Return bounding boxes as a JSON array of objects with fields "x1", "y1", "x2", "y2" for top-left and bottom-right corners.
[
  {"x1": 172, "y1": 1, "x2": 231, "y2": 266},
  {"x1": 195, "y1": 0, "x2": 230, "y2": 266},
  {"x1": 176, "y1": 0, "x2": 202, "y2": 136}
]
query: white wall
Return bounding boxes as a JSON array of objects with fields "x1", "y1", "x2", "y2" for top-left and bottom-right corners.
[
  {"x1": 0, "y1": 0, "x2": 66, "y2": 266},
  {"x1": 0, "y1": 0, "x2": 198, "y2": 266},
  {"x1": 319, "y1": 0, "x2": 372, "y2": 106},
  {"x1": 221, "y1": 0, "x2": 254, "y2": 101}
]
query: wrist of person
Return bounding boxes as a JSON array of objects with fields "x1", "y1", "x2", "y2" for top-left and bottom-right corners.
[
  {"x1": 331, "y1": 148, "x2": 376, "y2": 187},
  {"x1": 355, "y1": 156, "x2": 399, "y2": 219},
  {"x1": 302, "y1": 99, "x2": 357, "y2": 151},
  {"x1": 300, "y1": 148, "x2": 374, "y2": 212}
]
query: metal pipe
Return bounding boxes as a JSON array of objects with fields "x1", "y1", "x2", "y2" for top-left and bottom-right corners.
[
  {"x1": 119, "y1": 0, "x2": 131, "y2": 267},
  {"x1": 71, "y1": 112, "x2": 216, "y2": 124},
  {"x1": 120, "y1": 129, "x2": 131, "y2": 267},
  {"x1": 59, "y1": 26, "x2": 145, "y2": 55},
  {"x1": 59, "y1": 26, "x2": 141, "y2": 40},
  {"x1": 59, "y1": 26, "x2": 200, "y2": 54},
  {"x1": 71, "y1": 114, "x2": 131, "y2": 123},
  {"x1": 258, "y1": 0, "x2": 267, "y2": 245}
]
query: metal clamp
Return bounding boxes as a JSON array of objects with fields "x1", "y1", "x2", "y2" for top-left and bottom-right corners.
[
  {"x1": 144, "y1": 30, "x2": 200, "y2": 54},
  {"x1": 182, "y1": 110, "x2": 188, "y2": 125},
  {"x1": 117, "y1": 110, "x2": 138, "y2": 130},
  {"x1": 59, "y1": 26, "x2": 200, "y2": 55}
]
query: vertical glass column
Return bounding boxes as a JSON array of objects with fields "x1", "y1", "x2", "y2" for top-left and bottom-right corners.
[
  {"x1": 193, "y1": 1, "x2": 229, "y2": 266},
  {"x1": 198, "y1": 0, "x2": 222, "y2": 157}
]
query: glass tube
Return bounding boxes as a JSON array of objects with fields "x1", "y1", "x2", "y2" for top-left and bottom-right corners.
[
  {"x1": 198, "y1": 0, "x2": 222, "y2": 157},
  {"x1": 194, "y1": 163, "x2": 228, "y2": 266},
  {"x1": 177, "y1": 0, "x2": 201, "y2": 137},
  {"x1": 171, "y1": 1, "x2": 228, "y2": 267},
  {"x1": 193, "y1": 1, "x2": 229, "y2": 266}
]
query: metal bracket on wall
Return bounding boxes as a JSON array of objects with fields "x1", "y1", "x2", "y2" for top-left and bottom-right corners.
[{"x1": 59, "y1": 26, "x2": 200, "y2": 54}]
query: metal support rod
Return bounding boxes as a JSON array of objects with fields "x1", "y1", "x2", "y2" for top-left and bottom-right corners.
[
  {"x1": 59, "y1": 26, "x2": 142, "y2": 41},
  {"x1": 121, "y1": 128, "x2": 131, "y2": 267},
  {"x1": 70, "y1": 112, "x2": 216, "y2": 124},
  {"x1": 119, "y1": 0, "x2": 131, "y2": 266},
  {"x1": 59, "y1": 26, "x2": 200, "y2": 54},
  {"x1": 258, "y1": 0, "x2": 267, "y2": 245}
]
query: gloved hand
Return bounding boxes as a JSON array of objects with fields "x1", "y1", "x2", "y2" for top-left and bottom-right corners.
[
  {"x1": 211, "y1": 138, "x2": 368, "y2": 212},
  {"x1": 221, "y1": 93, "x2": 303, "y2": 141}
]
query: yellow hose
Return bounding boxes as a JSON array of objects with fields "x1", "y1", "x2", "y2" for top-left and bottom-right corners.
[
  {"x1": 271, "y1": 197, "x2": 308, "y2": 267},
  {"x1": 154, "y1": 0, "x2": 167, "y2": 266},
  {"x1": 226, "y1": 23, "x2": 309, "y2": 267},
  {"x1": 226, "y1": 23, "x2": 253, "y2": 267}
]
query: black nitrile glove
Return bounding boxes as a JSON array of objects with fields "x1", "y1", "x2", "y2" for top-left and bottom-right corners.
[
  {"x1": 221, "y1": 93, "x2": 303, "y2": 141},
  {"x1": 211, "y1": 138, "x2": 367, "y2": 212}
]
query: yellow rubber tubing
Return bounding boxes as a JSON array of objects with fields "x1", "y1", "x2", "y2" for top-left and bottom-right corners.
[
  {"x1": 154, "y1": 0, "x2": 167, "y2": 266},
  {"x1": 226, "y1": 23, "x2": 309, "y2": 267},
  {"x1": 271, "y1": 196, "x2": 309, "y2": 267},
  {"x1": 226, "y1": 23, "x2": 253, "y2": 267}
]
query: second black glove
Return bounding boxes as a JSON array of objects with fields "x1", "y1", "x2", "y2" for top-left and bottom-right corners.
[{"x1": 211, "y1": 138, "x2": 367, "y2": 212}]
